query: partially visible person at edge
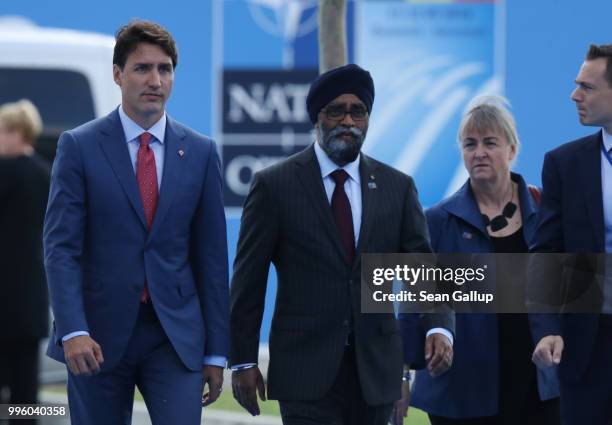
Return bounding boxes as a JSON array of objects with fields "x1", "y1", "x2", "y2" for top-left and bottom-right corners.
[
  {"x1": 406, "y1": 96, "x2": 560, "y2": 425},
  {"x1": 0, "y1": 99, "x2": 50, "y2": 425},
  {"x1": 43, "y1": 20, "x2": 229, "y2": 424},
  {"x1": 530, "y1": 44, "x2": 612, "y2": 425}
]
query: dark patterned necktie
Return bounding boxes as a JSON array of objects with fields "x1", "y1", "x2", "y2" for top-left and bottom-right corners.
[
  {"x1": 136, "y1": 132, "x2": 158, "y2": 302},
  {"x1": 330, "y1": 169, "x2": 355, "y2": 264}
]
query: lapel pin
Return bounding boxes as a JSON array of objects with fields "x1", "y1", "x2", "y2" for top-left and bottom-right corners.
[
  {"x1": 368, "y1": 174, "x2": 377, "y2": 189},
  {"x1": 178, "y1": 149, "x2": 184, "y2": 157},
  {"x1": 462, "y1": 231, "x2": 473, "y2": 239}
]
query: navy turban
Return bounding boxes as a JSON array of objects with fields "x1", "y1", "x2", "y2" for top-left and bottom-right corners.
[{"x1": 306, "y1": 64, "x2": 375, "y2": 124}]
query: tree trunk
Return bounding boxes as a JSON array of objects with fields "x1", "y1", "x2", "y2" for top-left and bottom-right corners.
[{"x1": 318, "y1": 0, "x2": 347, "y2": 74}]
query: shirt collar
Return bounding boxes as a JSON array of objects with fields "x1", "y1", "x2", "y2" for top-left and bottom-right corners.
[
  {"x1": 118, "y1": 105, "x2": 166, "y2": 144},
  {"x1": 602, "y1": 128, "x2": 612, "y2": 153},
  {"x1": 313, "y1": 141, "x2": 361, "y2": 183}
]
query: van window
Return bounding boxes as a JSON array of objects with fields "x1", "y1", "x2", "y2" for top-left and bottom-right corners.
[{"x1": 0, "y1": 68, "x2": 96, "y2": 161}]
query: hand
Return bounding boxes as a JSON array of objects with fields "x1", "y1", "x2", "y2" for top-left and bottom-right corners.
[
  {"x1": 202, "y1": 365, "x2": 224, "y2": 406},
  {"x1": 232, "y1": 367, "x2": 266, "y2": 416},
  {"x1": 424, "y1": 333, "x2": 453, "y2": 377},
  {"x1": 63, "y1": 335, "x2": 104, "y2": 375},
  {"x1": 532, "y1": 335, "x2": 564, "y2": 368},
  {"x1": 390, "y1": 377, "x2": 411, "y2": 425}
]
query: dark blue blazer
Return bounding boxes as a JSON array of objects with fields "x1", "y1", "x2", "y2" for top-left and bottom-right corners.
[
  {"x1": 529, "y1": 131, "x2": 604, "y2": 382},
  {"x1": 409, "y1": 173, "x2": 559, "y2": 418},
  {"x1": 43, "y1": 108, "x2": 229, "y2": 371}
]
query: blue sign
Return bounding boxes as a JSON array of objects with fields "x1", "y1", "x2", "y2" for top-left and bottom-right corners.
[{"x1": 356, "y1": 0, "x2": 500, "y2": 207}]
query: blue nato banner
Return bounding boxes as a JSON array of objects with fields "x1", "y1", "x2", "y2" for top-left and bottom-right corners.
[
  {"x1": 356, "y1": 0, "x2": 501, "y2": 208},
  {"x1": 219, "y1": 0, "x2": 498, "y2": 343}
]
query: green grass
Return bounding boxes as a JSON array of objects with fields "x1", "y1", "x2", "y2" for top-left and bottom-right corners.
[
  {"x1": 204, "y1": 390, "x2": 281, "y2": 416},
  {"x1": 43, "y1": 384, "x2": 430, "y2": 424}
]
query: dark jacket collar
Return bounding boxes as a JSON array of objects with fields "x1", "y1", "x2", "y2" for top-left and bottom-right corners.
[{"x1": 441, "y1": 172, "x2": 537, "y2": 239}]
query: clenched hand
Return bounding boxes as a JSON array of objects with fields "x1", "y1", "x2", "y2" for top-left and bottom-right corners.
[
  {"x1": 63, "y1": 335, "x2": 104, "y2": 375},
  {"x1": 425, "y1": 333, "x2": 453, "y2": 377}
]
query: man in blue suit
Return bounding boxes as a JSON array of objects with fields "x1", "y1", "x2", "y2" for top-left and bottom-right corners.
[
  {"x1": 43, "y1": 20, "x2": 229, "y2": 424},
  {"x1": 530, "y1": 44, "x2": 612, "y2": 424}
]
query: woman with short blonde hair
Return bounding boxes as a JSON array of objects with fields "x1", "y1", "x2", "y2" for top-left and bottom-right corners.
[
  {"x1": 0, "y1": 98, "x2": 50, "y2": 409},
  {"x1": 0, "y1": 99, "x2": 43, "y2": 154},
  {"x1": 408, "y1": 96, "x2": 560, "y2": 424}
]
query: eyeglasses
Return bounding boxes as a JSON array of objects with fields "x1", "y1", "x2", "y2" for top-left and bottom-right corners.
[{"x1": 323, "y1": 104, "x2": 368, "y2": 121}]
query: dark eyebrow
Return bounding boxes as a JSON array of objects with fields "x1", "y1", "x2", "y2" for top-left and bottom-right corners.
[
  {"x1": 576, "y1": 79, "x2": 594, "y2": 88},
  {"x1": 133, "y1": 62, "x2": 173, "y2": 69},
  {"x1": 328, "y1": 102, "x2": 366, "y2": 109}
]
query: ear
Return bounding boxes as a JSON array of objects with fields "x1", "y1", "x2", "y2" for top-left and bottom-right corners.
[
  {"x1": 112, "y1": 64, "x2": 123, "y2": 87},
  {"x1": 509, "y1": 142, "x2": 517, "y2": 161}
]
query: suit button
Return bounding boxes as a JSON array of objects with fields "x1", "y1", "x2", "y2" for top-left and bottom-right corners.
[
  {"x1": 349, "y1": 279, "x2": 353, "y2": 285},
  {"x1": 134, "y1": 285, "x2": 141, "y2": 294},
  {"x1": 343, "y1": 319, "x2": 350, "y2": 327}
]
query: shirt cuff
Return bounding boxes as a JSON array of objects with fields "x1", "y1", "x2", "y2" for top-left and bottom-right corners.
[
  {"x1": 230, "y1": 363, "x2": 257, "y2": 371},
  {"x1": 426, "y1": 328, "x2": 453, "y2": 346},
  {"x1": 203, "y1": 355, "x2": 227, "y2": 368},
  {"x1": 62, "y1": 331, "x2": 90, "y2": 342}
]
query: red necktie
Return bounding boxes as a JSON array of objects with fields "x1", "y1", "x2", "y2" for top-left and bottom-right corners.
[
  {"x1": 136, "y1": 132, "x2": 158, "y2": 302},
  {"x1": 330, "y1": 169, "x2": 355, "y2": 264}
]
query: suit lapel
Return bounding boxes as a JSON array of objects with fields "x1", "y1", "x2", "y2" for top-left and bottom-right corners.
[
  {"x1": 578, "y1": 132, "x2": 605, "y2": 251},
  {"x1": 354, "y1": 154, "x2": 378, "y2": 268},
  {"x1": 98, "y1": 109, "x2": 147, "y2": 229},
  {"x1": 294, "y1": 145, "x2": 348, "y2": 262},
  {"x1": 149, "y1": 116, "x2": 187, "y2": 238}
]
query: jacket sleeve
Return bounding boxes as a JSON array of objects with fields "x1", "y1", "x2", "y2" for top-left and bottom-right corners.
[
  {"x1": 191, "y1": 140, "x2": 230, "y2": 358},
  {"x1": 229, "y1": 171, "x2": 279, "y2": 366},
  {"x1": 399, "y1": 179, "x2": 455, "y2": 367},
  {"x1": 527, "y1": 152, "x2": 563, "y2": 337},
  {"x1": 43, "y1": 131, "x2": 89, "y2": 343}
]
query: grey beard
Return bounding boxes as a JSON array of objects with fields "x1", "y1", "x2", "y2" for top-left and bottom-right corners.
[{"x1": 317, "y1": 125, "x2": 365, "y2": 167}]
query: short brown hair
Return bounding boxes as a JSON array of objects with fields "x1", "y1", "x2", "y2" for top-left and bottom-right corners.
[
  {"x1": 0, "y1": 99, "x2": 43, "y2": 145},
  {"x1": 586, "y1": 44, "x2": 612, "y2": 86},
  {"x1": 113, "y1": 20, "x2": 178, "y2": 70}
]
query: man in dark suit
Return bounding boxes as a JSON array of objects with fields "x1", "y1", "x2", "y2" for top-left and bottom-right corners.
[
  {"x1": 0, "y1": 99, "x2": 49, "y2": 425},
  {"x1": 530, "y1": 44, "x2": 612, "y2": 424},
  {"x1": 43, "y1": 21, "x2": 229, "y2": 424},
  {"x1": 230, "y1": 64, "x2": 454, "y2": 425}
]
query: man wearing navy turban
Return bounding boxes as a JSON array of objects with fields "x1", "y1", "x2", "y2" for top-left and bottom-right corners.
[{"x1": 230, "y1": 64, "x2": 455, "y2": 425}]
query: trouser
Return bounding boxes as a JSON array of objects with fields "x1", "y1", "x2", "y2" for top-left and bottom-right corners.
[
  {"x1": 67, "y1": 302, "x2": 203, "y2": 425},
  {"x1": 279, "y1": 345, "x2": 393, "y2": 425}
]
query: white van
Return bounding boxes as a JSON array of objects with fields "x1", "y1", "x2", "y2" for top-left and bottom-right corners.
[{"x1": 0, "y1": 16, "x2": 121, "y2": 161}]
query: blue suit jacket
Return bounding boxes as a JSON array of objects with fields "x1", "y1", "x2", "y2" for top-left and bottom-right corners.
[
  {"x1": 409, "y1": 173, "x2": 559, "y2": 418},
  {"x1": 44, "y1": 108, "x2": 229, "y2": 371},
  {"x1": 528, "y1": 131, "x2": 604, "y2": 382}
]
